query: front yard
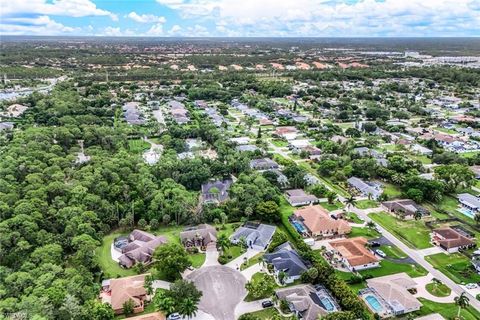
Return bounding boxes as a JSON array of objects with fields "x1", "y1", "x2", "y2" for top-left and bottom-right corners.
[
  {"x1": 425, "y1": 252, "x2": 480, "y2": 284},
  {"x1": 369, "y1": 212, "x2": 432, "y2": 249},
  {"x1": 414, "y1": 298, "x2": 480, "y2": 320},
  {"x1": 359, "y1": 259, "x2": 427, "y2": 278},
  {"x1": 348, "y1": 226, "x2": 381, "y2": 239},
  {"x1": 355, "y1": 199, "x2": 378, "y2": 209}
]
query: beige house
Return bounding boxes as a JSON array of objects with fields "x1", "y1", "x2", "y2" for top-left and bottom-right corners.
[
  {"x1": 292, "y1": 205, "x2": 351, "y2": 238},
  {"x1": 101, "y1": 274, "x2": 148, "y2": 315}
]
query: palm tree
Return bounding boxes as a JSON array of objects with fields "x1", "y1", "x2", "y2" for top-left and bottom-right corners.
[
  {"x1": 327, "y1": 192, "x2": 337, "y2": 205},
  {"x1": 216, "y1": 233, "x2": 230, "y2": 254},
  {"x1": 366, "y1": 221, "x2": 376, "y2": 229},
  {"x1": 454, "y1": 292, "x2": 470, "y2": 318},
  {"x1": 432, "y1": 278, "x2": 442, "y2": 288},
  {"x1": 414, "y1": 210, "x2": 423, "y2": 221},
  {"x1": 179, "y1": 298, "x2": 198, "y2": 319},
  {"x1": 345, "y1": 195, "x2": 357, "y2": 211}
]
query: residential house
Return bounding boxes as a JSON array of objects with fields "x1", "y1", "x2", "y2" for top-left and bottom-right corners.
[
  {"x1": 124, "y1": 313, "x2": 165, "y2": 320},
  {"x1": 230, "y1": 222, "x2": 276, "y2": 251},
  {"x1": 411, "y1": 144, "x2": 433, "y2": 156},
  {"x1": 363, "y1": 273, "x2": 422, "y2": 316},
  {"x1": 381, "y1": 199, "x2": 429, "y2": 220},
  {"x1": 3, "y1": 103, "x2": 28, "y2": 117},
  {"x1": 329, "y1": 237, "x2": 379, "y2": 271},
  {"x1": 275, "y1": 284, "x2": 340, "y2": 320},
  {"x1": 470, "y1": 166, "x2": 480, "y2": 179},
  {"x1": 236, "y1": 144, "x2": 259, "y2": 152},
  {"x1": 201, "y1": 179, "x2": 232, "y2": 204},
  {"x1": 230, "y1": 137, "x2": 250, "y2": 145},
  {"x1": 0, "y1": 122, "x2": 14, "y2": 131},
  {"x1": 274, "y1": 126, "x2": 298, "y2": 140},
  {"x1": 431, "y1": 227, "x2": 475, "y2": 253},
  {"x1": 264, "y1": 242, "x2": 308, "y2": 284},
  {"x1": 115, "y1": 230, "x2": 168, "y2": 268},
  {"x1": 347, "y1": 177, "x2": 383, "y2": 200},
  {"x1": 250, "y1": 158, "x2": 279, "y2": 171},
  {"x1": 458, "y1": 193, "x2": 480, "y2": 216},
  {"x1": 353, "y1": 147, "x2": 388, "y2": 167},
  {"x1": 472, "y1": 255, "x2": 480, "y2": 274},
  {"x1": 285, "y1": 189, "x2": 319, "y2": 207},
  {"x1": 179, "y1": 224, "x2": 217, "y2": 248},
  {"x1": 292, "y1": 205, "x2": 351, "y2": 238},
  {"x1": 101, "y1": 274, "x2": 148, "y2": 315}
]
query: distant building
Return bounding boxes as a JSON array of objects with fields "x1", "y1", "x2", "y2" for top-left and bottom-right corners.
[
  {"x1": 381, "y1": 199, "x2": 429, "y2": 220},
  {"x1": 431, "y1": 227, "x2": 475, "y2": 253},
  {"x1": 250, "y1": 158, "x2": 279, "y2": 171},
  {"x1": 347, "y1": 177, "x2": 383, "y2": 200},
  {"x1": 292, "y1": 205, "x2": 351, "y2": 238},
  {"x1": 101, "y1": 274, "x2": 148, "y2": 315},
  {"x1": 179, "y1": 224, "x2": 217, "y2": 248}
]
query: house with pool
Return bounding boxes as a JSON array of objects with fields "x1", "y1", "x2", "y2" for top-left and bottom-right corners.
[
  {"x1": 291, "y1": 205, "x2": 351, "y2": 239},
  {"x1": 275, "y1": 284, "x2": 340, "y2": 320},
  {"x1": 457, "y1": 193, "x2": 480, "y2": 219},
  {"x1": 360, "y1": 273, "x2": 422, "y2": 318}
]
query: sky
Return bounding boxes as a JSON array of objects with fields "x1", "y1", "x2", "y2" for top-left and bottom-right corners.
[{"x1": 1, "y1": 0, "x2": 479, "y2": 37}]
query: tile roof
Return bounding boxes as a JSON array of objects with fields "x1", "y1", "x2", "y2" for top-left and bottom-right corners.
[
  {"x1": 293, "y1": 205, "x2": 351, "y2": 235},
  {"x1": 329, "y1": 237, "x2": 378, "y2": 267}
]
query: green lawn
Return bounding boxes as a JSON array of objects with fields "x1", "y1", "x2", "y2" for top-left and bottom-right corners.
[
  {"x1": 345, "y1": 212, "x2": 364, "y2": 224},
  {"x1": 241, "y1": 252, "x2": 265, "y2": 271},
  {"x1": 270, "y1": 139, "x2": 289, "y2": 147},
  {"x1": 425, "y1": 252, "x2": 480, "y2": 284},
  {"x1": 369, "y1": 212, "x2": 432, "y2": 249},
  {"x1": 382, "y1": 183, "x2": 403, "y2": 199},
  {"x1": 425, "y1": 282, "x2": 451, "y2": 297},
  {"x1": 378, "y1": 244, "x2": 407, "y2": 259},
  {"x1": 460, "y1": 151, "x2": 480, "y2": 159},
  {"x1": 414, "y1": 298, "x2": 480, "y2": 320},
  {"x1": 348, "y1": 226, "x2": 381, "y2": 240},
  {"x1": 189, "y1": 253, "x2": 206, "y2": 268},
  {"x1": 128, "y1": 139, "x2": 151, "y2": 154},
  {"x1": 241, "y1": 308, "x2": 282, "y2": 319},
  {"x1": 355, "y1": 199, "x2": 378, "y2": 209},
  {"x1": 359, "y1": 259, "x2": 427, "y2": 278},
  {"x1": 115, "y1": 302, "x2": 156, "y2": 319},
  {"x1": 409, "y1": 154, "x2": 432, "y2": 165},
  {"x1": 245, "y1": 272, "x2": 278, "y2": 301},
  {"x1": 95, "y1": 231, "x2": 137, "y2": 278},
  {"x1": 220, "y1": 245, "x2": 244, "y2": 264},
  {"x1": 319, "y1": 201, "x2": 343, "y2": 211}
]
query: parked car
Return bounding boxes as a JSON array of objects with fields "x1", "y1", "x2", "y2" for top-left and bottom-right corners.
[
  {"x1": 375, "y1": 249, "x2": 386, "y2": 258},
  {"x1": 466, "y1": 283, "x2": 478, "y2": 289},
  {"x1": 167, "y1": 313, "x2": 181, "y2": 320},
  {"x1": 262, "y1": 300, "x2": 274, "y2": 308},
  {"x1": 370, "y1": 241, "x2": 381, "y2": 247}
]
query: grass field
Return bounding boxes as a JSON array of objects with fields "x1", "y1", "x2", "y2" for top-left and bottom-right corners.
[
  {"x1": 96, "y1": 231, "x2": 137, "y2": 278},
  {"x1": 378, "y1": 244, "x2": 407, "y2": 259},
  {"x1": 270, "y1": 139, "x2": 289, "y2": 147},
  {"x1": 221, "y1": 245, "x2": 244, "y2": 264},
  {"x1": 319, "y1": 201, "x2": 343, "y2": 211},
  {"x1": 128, "y1": 139, "x2": 151, "y2": 154},
  {"x1": 425, "y1": 252, "x2": 480, "y2": 284},
  {"x1": 245, "y1": 272, "x2": 278, "y2": 301},
  {"x1": 425, "y1": 282, "x2": 451, "y2": 297},
  {"x1": 355, "y1": 199, "x2": 378, "y2": 209},
  {"x1": 189, "y1": 253, "x2": 206, "y2": 268},
  {"x1": 241, "y1": 252, "x2": 265, "y2": 271},
  {"x1": 348, "y1": 226, "x2": 381, "y2": 239},
  {"x1": 415, "y1": 298, "x2": 480, "y2": 320},
  {"x1": 359, "y1": 259, "x2": 427, "y2": 278},
  {"x1": 241, "y1": 308, "x2": 281, "y2": 319},
  {"x1": 369, "y1": 212, "x2": 432, "y2": 249},
  {"x1": 346, "y1": 212, "x2": 364, "y2": 224}
]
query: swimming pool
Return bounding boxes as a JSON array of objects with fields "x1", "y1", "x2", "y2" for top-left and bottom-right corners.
[
  {"x1": 320, "y1": 296, "x2": 335, "y2": 311},
  {"x1": 458, "y1": 208, "x2": 475, "y2": 219},
  {"x1": 365, "y1": 295, "x2": 383, "y2": 312},
  {"x1": 292, "y1": 221, "x2": 306, "y2": 233}
]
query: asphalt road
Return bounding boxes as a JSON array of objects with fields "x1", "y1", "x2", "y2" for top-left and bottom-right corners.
[{"x1": 352, "y1": 207, "x2": 480, "y2": 311}]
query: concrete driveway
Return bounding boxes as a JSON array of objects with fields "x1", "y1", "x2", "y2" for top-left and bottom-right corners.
[
  {"x1": 234, "y1": 300, "x2": 272, "y2": 318},
  {"x1": 225, "y1": 248, "x2": 261, "y2": 270},
  {"x1": 186, "y1": 265, "x2": 247, "y2": 320},
  {"x1": 202, "y1": 242, "x2": 219, "y2": 267}
]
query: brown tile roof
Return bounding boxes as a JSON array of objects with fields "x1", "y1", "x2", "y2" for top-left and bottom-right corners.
[
  {"x1": 109, "y1": 274, "x2": 147, "y2": 312},
  {"x1": 293, "y1": 205, "x2": 351, "y2": 235},
  {"x1": 433, "y1": 227, "x2": 475, "y2": 249},
  {"x1": 329, "y1": 237, "x2": 378, "y2": 267},
  {"x1": 124, "y1": 312, "x2": 166, "y2": 320}
]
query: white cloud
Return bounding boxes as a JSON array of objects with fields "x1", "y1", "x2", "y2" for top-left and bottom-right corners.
[
  {"x1": 147, "y1": 23, "x2": 165, "y2": 36},
  {"x1": 156, "y1": 0, "x2": 480, "y2": 36},
  {"x1": 101, "y1": 26, "x2": 137, "y2": 37},
  {"x1": 126, "y1": 12, "x2": 167, "y2": 24},
  {"x1": 0, "y1": 15, "x2": 78, "y2": 35},
  {"x1": 168, "y1": 24, "x2": 183, "y2": 35},
  {"x1": 2, "y1": 0, "x2": 117, "y2": 21}
]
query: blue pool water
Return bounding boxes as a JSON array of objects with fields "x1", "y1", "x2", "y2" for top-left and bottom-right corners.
[
  {"x1": 365, "y1": 295, "x2": 383, "y2": 312},
  {"x1": 292, "y1": 221, "x2": 306, "y2": 233},
  {"x1": 458, "y1": 208, "x2": 475, "y2": 219},
  {"x1": 320, "y1": 297, "x2": 335, "y2": 311}
]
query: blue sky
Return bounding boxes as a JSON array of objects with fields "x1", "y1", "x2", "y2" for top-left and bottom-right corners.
[{"x1": 1, "y1": 0, "x2": 479, "y2": 37}]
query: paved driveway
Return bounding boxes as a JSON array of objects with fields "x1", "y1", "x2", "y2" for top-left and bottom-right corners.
[
  {"x1": 202, "y1": 242, "x2": 219, "y2": 267},
  {"x1": 186, "y1": 265, "x2": 247, "y2": 320},
  {"x1": 225, "y1": 248, "x2": 261, "y2": 270}
]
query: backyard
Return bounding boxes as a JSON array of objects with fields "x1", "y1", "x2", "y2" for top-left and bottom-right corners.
[
  {"x1": 425, "y1": 252, "x2": 480, "y2": 284},
  {"x1": 355, "y1": 199, "x2": 378, "y2": 209},
  {"x1": 414, "y1": 298, "x2": 480, "y2": 320},
  {"x1": 359, "y1": 259, "x2": 427, "y2": 278},
  {"x1": 348, "y1": 226, "x2": 381, "y2": 239},
  {"x1": 369, "y1": 212, "x2": 432, "y2": 249}
]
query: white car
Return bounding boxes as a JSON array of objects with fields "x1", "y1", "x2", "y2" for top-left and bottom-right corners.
[
  {"x1": 465, "y1": 283, "x2": 478, "y2": 290},
  {"x1": 375, "y1": 249, "x2": 386, "y2": 258}
]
